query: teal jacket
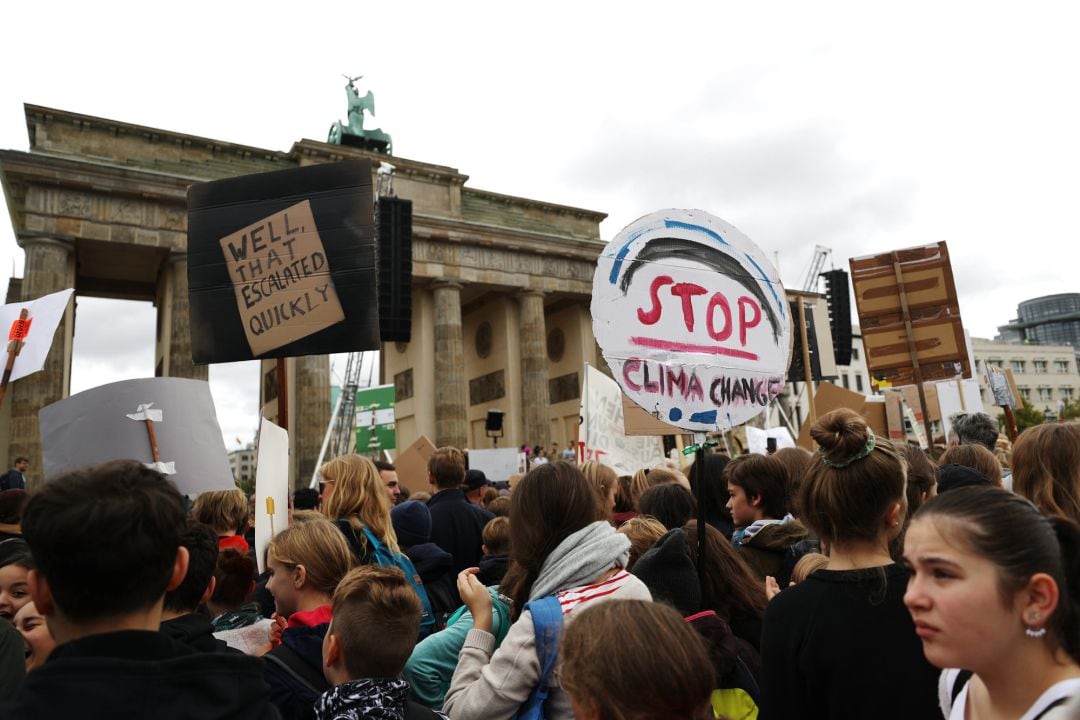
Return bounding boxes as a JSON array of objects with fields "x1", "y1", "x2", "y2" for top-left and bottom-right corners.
[{"x1": 403, "y1": 587, "x2": 512, "y2": 709}]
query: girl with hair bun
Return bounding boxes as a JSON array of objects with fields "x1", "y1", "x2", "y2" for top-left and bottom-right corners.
[
  {"x1": 904, "y1": 486, "x2": 1080, "y2": 718},
  {"x1": 760, "y1": 408, "x2": 939, "y2": 719}
]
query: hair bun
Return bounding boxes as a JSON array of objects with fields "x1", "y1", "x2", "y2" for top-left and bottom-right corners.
[{"x1": 810, "y1": 408, "x2": 873, "y2": 465}]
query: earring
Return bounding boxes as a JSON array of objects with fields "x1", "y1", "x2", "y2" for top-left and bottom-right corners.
[{"x1": 1026, "y1": 626, "x2": 1048, "y2": 639}]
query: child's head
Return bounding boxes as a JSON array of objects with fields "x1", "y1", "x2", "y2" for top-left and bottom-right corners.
[
  {"x1": 637, "y1": 484, "x2": 696, "y2": 531},
  {"x1": 482, "y1": 516, "x2": 510, "y2": 557},
  {"x1": 894, "y1": 442, "x2": 937, "y2": 518},
  {"x1": 211, "y1": 548, "x2": 256, "y2": 613},
  {"x1": 802, "y1": 409, "x2": 906, "y2": 548},
  {"x1": 321, "y1": 454, "x2": 398, "y2": 552},
  {"x1": 267, "y1": 519, "x2": 353, "y2": 616},
  {"x1": 616, "y1": 516, "x2": 667, "y2": 571},
  {"x1": 772, "y1": 447, "x2": 813, "y2": 517},
  {"x1": 560, "y1": 599, "x2": 713, "y2": 720},
  {"x1": 0, "y1": 538, "x2": 34, "y2": 622},
  {"x1": 191, "y1": 489, "x2": 249, "y2": 536},
  {"x1": 390, "y1": 500, "x2": 432, "y2": 549},
  {"x1": 724, "y1": 453, "x2": 788, "y2": 526},
  {"x1": 791, "y1": 552, "x2": 829, "y2": 584},
  {"x1": 630, "y1": 467, "x2": 684, "y2": 509},
  {"x1": 503, "y1": 461, "x2": 605, "y2": 618},
  {"x1": 904, "y1": 486, "x2": 1080, "y2": 671},
  {"x1": 1012, "y1": 422, "x2": 1080, "y2": 525},
  {"x1": 21, "y1": 459, "x2": 187, "y2": 626},
  {"x1": 322, "y1": 565, "x2": 421, "y2": 685},
  {"x1": 580, "y1": 461, "x2": 619, "y2": 518},
  {"x1": 487, "y1": 495, "x2": 510, "y2": 517},
  {"x1": 163, "y1": 521, "x2": 219, "y2": 615}
]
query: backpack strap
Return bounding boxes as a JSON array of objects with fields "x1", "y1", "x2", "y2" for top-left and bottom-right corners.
[
  {"x1": 525, "y1": 595, "x2": 564, "y2": 693},
  {"x1": 264, "y1": 643, "x2": 330, "y2": 694}
]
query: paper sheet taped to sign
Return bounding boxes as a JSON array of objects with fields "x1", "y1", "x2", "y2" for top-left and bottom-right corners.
[{"x1": 219, "y1": 200, "x2": 345, "y2": 356}]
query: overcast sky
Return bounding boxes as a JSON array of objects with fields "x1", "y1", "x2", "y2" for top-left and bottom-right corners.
[{"x1": 2, "y1": 1, "x2": 1078, "y2": 449}]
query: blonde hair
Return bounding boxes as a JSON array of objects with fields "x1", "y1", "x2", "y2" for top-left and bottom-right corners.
[
  {"x1": 580, "y1": 461, "x2": 618, "y2": 517},
  {"x1": 940, "y1": 443, "x2": 1004, "y2": 487},
  {"x1": 482, "y1": 516, "x2": 510, "y2": 555},
  {"x1": 321, "y1": 454, "x2": 400, "y2": 554},
  {"x1": 630, "y1": 467, "x2": 683, "y2": 509},
  {"x1": 791, "y1": 552, "x2": 829, "y2": 584},
  {"x1": 267, "y1": 519, "x2": 353, "y2": 596},
  {"x1": 191, "y1": 489, "x2": 249, "y2": 535},
  {"x1": 616, "y1": 516, "x2": 667, "y2": 570}
]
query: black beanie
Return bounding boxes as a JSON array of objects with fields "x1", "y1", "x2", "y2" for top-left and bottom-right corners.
[
  {"x1": 937, "y1": 463, "x2": 991, "y2": 494},
  {"x1": 391, "y1": 500, "x2": 432, "y2": 548},
  {"x1": 630, "y1": 528, "x2": 702, "y2": 616}
]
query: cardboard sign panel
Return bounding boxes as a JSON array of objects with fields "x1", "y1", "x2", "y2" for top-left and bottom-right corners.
[
  {"x1": 38, "y1": 378, "x2": 235, "y2": 496},
  {"x1": 394, "y1": 434, "x2": 437, "y2": 493},
  {"x1": 861, "y1": 316, "x2": 969, "y2": 384},
  {"x1": 187, "y1": 160, "x2": 379, "y2": 363},
  {"x1": 795, "y1": 381, "x2": 889, "y2": 450},
  {"x1": 850, "y1": 242, "x2": 961, "y2": 324},
  {"x1": 592, "y1": 209, "x2": 790, "y2": 432},
  {"x1": 621, "y1": 393, "x2": 683, "y2": 436}
]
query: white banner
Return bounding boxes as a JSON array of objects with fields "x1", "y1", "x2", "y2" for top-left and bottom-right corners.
[
  {"x1": 255, "y1": 418, "x2": 290, "y2": 573},
  {"x1": 468, "y1": 448, "x2": 521, "y2": 483},
  {"x1": 0, "y1": 288, "x2": 74, "y2": 383},
  {"x1": 580, "y1": 364, "x2": 666, "y2": 476}
]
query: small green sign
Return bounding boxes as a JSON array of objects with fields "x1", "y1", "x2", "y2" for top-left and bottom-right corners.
[{"x1": 355, "y1": 384, "x2": 396, "y2": 452}]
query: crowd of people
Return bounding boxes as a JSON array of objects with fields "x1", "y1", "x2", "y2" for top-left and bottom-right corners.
[{"x1": 0, "y1": 408, "x2": 1078, "y2": 719}]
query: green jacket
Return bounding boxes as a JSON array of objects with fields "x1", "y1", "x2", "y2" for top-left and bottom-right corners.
[{"x1": 403, "y1": 587, "x2": 512, "y2": 709}]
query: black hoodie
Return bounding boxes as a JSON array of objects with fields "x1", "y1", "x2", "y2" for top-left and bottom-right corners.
[
  {"x1": 0, "y1": 629, "x2": 280, "y2": 719},
  {"x1": 160, "y1": 612, "x2": 237, "y2": 654}
]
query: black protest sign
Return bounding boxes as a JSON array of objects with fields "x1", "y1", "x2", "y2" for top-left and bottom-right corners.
[{"x1": 188, "y1": 160, "x2": 379, "y2": 363}]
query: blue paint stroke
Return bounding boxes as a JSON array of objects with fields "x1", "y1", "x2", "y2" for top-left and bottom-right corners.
[
  {"x1": 743, "y1": 252, "x2": 786, "y2": 320},
  {"x1": 608, "y1": 226, "x2": 654, "y2": 285},
  {"x1": 663, "y1": 220, "x2": 730, "y2": 247},
  {"x1": 669, "y1": 408, "x2": 683, "y2": 422},
  {"x1": 689, "y1": 409, "x2": 718, "y2": 424}
]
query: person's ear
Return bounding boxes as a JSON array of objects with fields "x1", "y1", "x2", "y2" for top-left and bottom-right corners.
[
  {"x1": 165, "y1": 546, "x2": 190, "y2": 592},
  {"x1": 884, "y1": 502, "x2": 903, "y2": 532},
  {"x1": 199, "y1": 576, "x2": 217, "y2": 607},
  {"x1": 749, "y1": 493, "x2": 763, "y2": 508},
  {"x1": 482, "y1": 544, "x2": 489, "y2": 556},
  {"x1": 1019, "y1": 572, "x2": 1059, "y2": 633},
  {"x1": 27, "y1": 569, "x2": 55, "y2": 618},
  {"x1": 294, "y1": 565, "x2": 308, "y2": 590},
  {"x1": 325, "y1": 632, "x2": 341, "y2": 668}
]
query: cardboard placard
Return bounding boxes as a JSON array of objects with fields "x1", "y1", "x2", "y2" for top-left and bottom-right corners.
[
  {"x1": 592, "y1": 209, "x2": 790, "y2": 432},
  {"x1": 580, "y1": 364, "x2": 666, "y2": 475},
  {"x1": 795, "y1": 381, "x2": 890, "y2": 450},
  {"x1": 187, "y1": 160, "x2": 380, "y2": 362},
  {"x1": 254, "y1": 418, "x2": 290, "y2": 573},
  {"x1": 621, "y1": 393, "x2": 683, "y2": 436},
  {"x1": 394, "y1": 435, "x2": 437, "y2": 493},
  {"x1": 38, "y1": 378, "x2": 235, "y2": 496}
]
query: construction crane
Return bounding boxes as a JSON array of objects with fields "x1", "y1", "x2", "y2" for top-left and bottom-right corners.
[
  {"x1": 801, "y1": 246, "x2": 832, "y2": 292},
  {"x1": 310, "y1": 351, "x2": 366, "y2": 488}
]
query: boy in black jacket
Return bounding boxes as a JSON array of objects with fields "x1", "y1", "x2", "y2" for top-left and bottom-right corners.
[
  {"x1": 0, "y1": 459, "x2": 279, "y2": 719},
  {"x1": 159, "y1": 520, "x2": 236, "y2": 654}
]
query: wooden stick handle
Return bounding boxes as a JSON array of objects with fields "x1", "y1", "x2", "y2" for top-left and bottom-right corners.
[{"x1": 144, "y1": 418, "x2": 161, "y2": 463}]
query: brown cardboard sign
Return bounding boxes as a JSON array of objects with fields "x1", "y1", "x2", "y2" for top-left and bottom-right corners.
[
  {"x1": 795, "y1": 381, "x2": 888, "y2": 450},
  {"x1": 219, "y1": 200, "x2": 346, "y2": 356},
  {"x1": 621, "y1": 393, "x2": 682, "y2": 436},
  {"x1": 860, "y1": 316, "x2": 968, "y2": 385},
  {"x1": 395, "y1": 434, "x2": 436, "y2": 493}
]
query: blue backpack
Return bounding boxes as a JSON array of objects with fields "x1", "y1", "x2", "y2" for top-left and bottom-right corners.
[
  {"x1": 338, "y1": 521, "x2": 436, "y2": 640},
  {"x1": 513, "y1": 595, "x2": 564, "y2": 720}
]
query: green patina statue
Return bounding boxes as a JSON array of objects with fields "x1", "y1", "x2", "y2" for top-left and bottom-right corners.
[{"x1": 328, "y1": 75, "x2": 393, "y2": 154}]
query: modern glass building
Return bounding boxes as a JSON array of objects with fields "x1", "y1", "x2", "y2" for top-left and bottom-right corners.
[{"x1": 998, "y1": 294, "x2": 1080, "y2": 350}]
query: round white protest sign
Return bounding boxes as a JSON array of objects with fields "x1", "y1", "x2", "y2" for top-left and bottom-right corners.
[{"x1": 591, "y1": 209, "x2": 790, "y2": 432}]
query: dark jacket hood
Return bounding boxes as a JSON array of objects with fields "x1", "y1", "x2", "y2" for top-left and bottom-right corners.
[
  {"x1": 404, "y1": 542, "x2": 454, "y2": 583},
  {"x1": 745, "y1": 519, "x2": 808, "y2": 551}
]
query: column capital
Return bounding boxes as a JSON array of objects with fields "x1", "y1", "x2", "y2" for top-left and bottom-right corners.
[
  {"x1": 19, "y1": 236, "x2": 74, "y2": 254},
  {"x1": 432, "y1": 280, "x2": 464, "y2": 292},
  {"x1": 517, "y1": 288, "x2": 546, "y2": 299}
]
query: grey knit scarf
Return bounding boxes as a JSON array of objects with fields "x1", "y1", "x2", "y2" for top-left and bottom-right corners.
[{"x1": 529, "y1": 520, "x2": 631, "y2": 600}]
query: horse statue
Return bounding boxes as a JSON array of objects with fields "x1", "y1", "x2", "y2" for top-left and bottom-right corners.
[{"x1": 328, "y1": 75, "x2": 393, "y2": 154}]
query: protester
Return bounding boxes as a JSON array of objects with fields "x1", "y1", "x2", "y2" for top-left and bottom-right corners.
[
  {"x1": 426, "y1": 447, "x2": 493, "y2": 579},
  {"x1": 580, "y1": 460, "x2": 618, "y2": 520},
  {"x1": 904, "y1": 486, "x2": 1080, "y2": 717},
  {"x1": 637, "y1": 483, "x2": 697, "y2": 531},
  {"x1": 949, "y1": 412, "x2": 1000, "y2": 451},
  {"x1": 293, "y1": 488, "x2": 321, "y2": 512},
  {"x1": 476, "y1": 516, "x2": 510, "y2": 587},
  {"x1": 0, "y1": 457, "x2": 27, "y2": 492},
  {"x1": 616, "y1": 516, "x2": 667, "y2": 571},
  {"x1": 772, "y1": 447, "x2": 813, "y2": 517},
  {"x1": 686, "y1": 452, "x2": 734, "y2": 539},
  {"x1": 192, "y1": 488, "x2": 252, "y2": 553},
  {"x1": 725, "y1": 454, "x2": 807, "y2": 585},
  {"x1": 486, "y1": 495, "x2": 510, "y2": 518},
  {"x1": 210, "y1": 548, "x2": 272, "y2": 653},
  {"x1": 939, "y1": 443, "x2": 1003, "y2": 487},
  {"x1": 759, "y1": 409, "x2": 939, "y2": 719},
  {"x1": 559, "y1": 600, "x2": 713, "y2": 720},
  {"x1": 374, "y1": 460, "x2": 403, "y2": 506},
  {"x1": 14, "y1": 600, "x2": 54, "y2": 672},
  {"x1": 0, "y1": 538, "x2": 33, "y2": 623},
  {"x1": 1011, "y1": 422, "x2": 1080, "y2": 526},
  {"x1": 160, "y1": 521, "x2": 234, "y2": 654},
  {"x1": 0, "y1": 490, "x2": 26, "y2": 541},
  {"x1": 895, "y1": 442, "x2": 937, "y2": 517},
  {"x1": 263, "y1": 518, "x2": 354, "y2": 720},
  {"x1": 611, "y1": 475, "x2": 638, "y2": 527},
  {"x1": 391, "y1": 500, "x2": 456, "y2": 618},
  {"x1": 315, "y1": 566, "x2": 447, "y2": 720},
  {"x1": 443, "y1": 461, "x2": 651, "y2": 719},
  {"x1": 0, "y1": 459, "x2": 278, "y2": 719},
  {"x1": 321, "y1": 454, "x2": 401, "y2": 564},
  {"x1": 937, "y1": 463, "x2": 992, "y2": 494},
  {"x1": 630, "y1": 466, "x2": 689, "y2": 509},
  {"x1": 462, "y1": 469, "x2": 488, "y2": 507}
]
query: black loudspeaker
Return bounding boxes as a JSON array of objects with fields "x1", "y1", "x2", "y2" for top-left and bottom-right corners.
[
  {"x1": 821, "y1": 269, "x2": 853, "y2": 366},
  {"x1": 485, "y1": 409, "x2": 504, "y2": 433},
  {"x1": 377, "y1": 197, "x2": 413, "y2": 342},
  {"x1": 787, "y1": 299, "x2": 824, "y2": 383}
]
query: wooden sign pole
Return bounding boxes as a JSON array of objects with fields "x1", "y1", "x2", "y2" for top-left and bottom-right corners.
[
  {"x1": 892, "y1": 255, "x2": 936, "y2": 446},
  {"x1": 276, "y1": 357, "x2": 289, "y2": 431},
  {"x1": 796, "y1": 299, "x2": 817, "y2": 424},
  {"x1": 1002, "y1": 405, "x2": 1019, "y2": 443}
]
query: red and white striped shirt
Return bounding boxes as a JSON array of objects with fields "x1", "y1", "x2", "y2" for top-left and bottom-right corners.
[{"x1": 555, "y1": 570, "x2": 635, "y2": 615}]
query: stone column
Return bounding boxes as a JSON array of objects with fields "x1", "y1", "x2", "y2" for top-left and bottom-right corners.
[
  {"x1": 295, "y1": 354, "x2": 330, "y2": 489},
  {"x1": 165, "y1": 253, "x2": 207, "y2": 380},
  {"x1": 432, "y1": 282, "x2": 467, "y2": 449},
  {"x1": 519, "y1": 290, "x2": 551, "y2": 449},
  {"x1": 9, "y1": 238, "x2": 74, "y2": 487}
]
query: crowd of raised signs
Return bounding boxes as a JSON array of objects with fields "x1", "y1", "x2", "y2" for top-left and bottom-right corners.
[{"x1": 0, "y1": 408, "x2": 1079, "y2": 719}]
